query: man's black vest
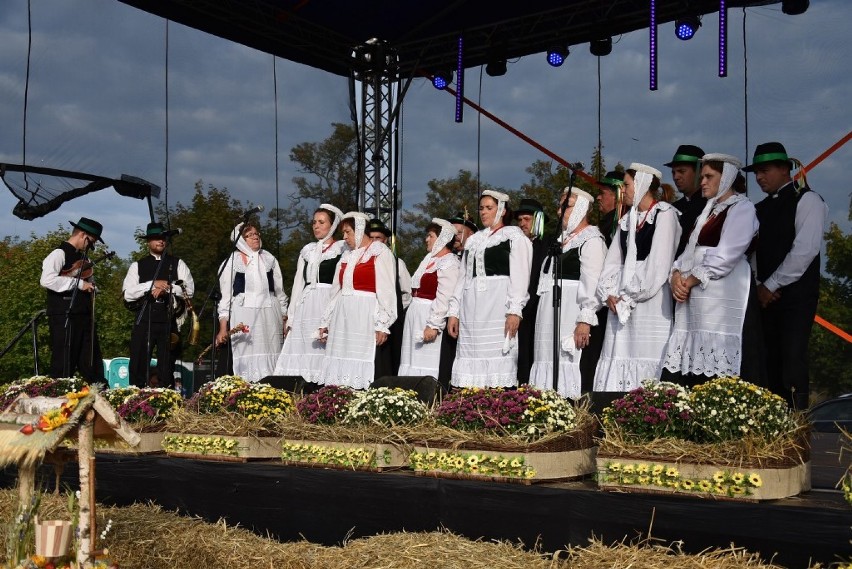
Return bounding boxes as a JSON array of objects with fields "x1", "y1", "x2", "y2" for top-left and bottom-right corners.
[
  {"x1": 755, "y1": 182, "x2": 820, "y2": 302},
  {"x1": 46, "y1": 242, "x2": 92, "y2": 315},
  {"x1": 136, "y1": 254, "x2": 181, "y2": 323}
]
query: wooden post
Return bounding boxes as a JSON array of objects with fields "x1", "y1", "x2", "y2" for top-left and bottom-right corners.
[
  {"x1": 76, "y1": 409, "x2": 95, "y2": 567},
  {"x1": 18, "y1": 463, "x2": 35, "y2": 507}
]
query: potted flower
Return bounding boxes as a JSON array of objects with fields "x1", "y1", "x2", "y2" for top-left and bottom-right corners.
[
  {"x1": 410, "y1": 387, "x2": 597, "y2": 482},
  {"x1": 597, "y1": 377, "x2": 809, "y2": 501},
  {"x1": 92, "y1": 386, "x2": 184, "y2": 453}
]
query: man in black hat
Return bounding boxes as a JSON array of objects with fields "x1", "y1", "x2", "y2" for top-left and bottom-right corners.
[
  {"x1": 448, "y1": 211, "x2": 478, "y2": 258},
  {"x1": 746, "y1": 142, "x2": 827, "y2": 410},
  {"x1": 665, "y1": 144, "x2": 706, "y2": 256},
  {"x1": 39, "y1": 217, "x2": 107, "y2": 382},
  {"x1": 597, "y1": 171, "x2": 624, "y2": 247},
  {"x1": 122, "y1": 222, "x2": 195, "y2": 388},
  {"x1": 514, "y1": 198, "x2": 549, "y2": 384},
  {"x1": 367, "y1": 218, "x2": 411, "y2": 374}
]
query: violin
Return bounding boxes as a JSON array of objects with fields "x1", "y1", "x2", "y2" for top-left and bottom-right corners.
[{"x1": 60, "y1": 250, "x2": 116, "y2": 280}]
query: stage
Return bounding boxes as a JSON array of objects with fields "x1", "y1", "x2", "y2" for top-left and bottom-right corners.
[{"x1": 3, "y1": 454, "x2": 850, "y2": 568}]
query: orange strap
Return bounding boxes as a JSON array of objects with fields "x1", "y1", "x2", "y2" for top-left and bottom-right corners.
[
  {"x1": 815, "y1": 315, "x2": 852, "y2": 343},
  {"x1": 796, "y1": 130, "x2": 852, "y2": 180}
]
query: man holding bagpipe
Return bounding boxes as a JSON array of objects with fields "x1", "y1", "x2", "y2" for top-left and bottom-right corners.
[{"x1": 122, "y1": 222, "x2": 195, "y2": 388}]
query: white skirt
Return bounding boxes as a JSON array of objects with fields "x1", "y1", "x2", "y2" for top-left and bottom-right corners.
[
  {"x1": 230, "y1": 298, "x2": 284, "y2": 382},
  {"x1": 593, "y1": 263, "x2": 674, "y2": 392},
  {"x1": 398, "y1": 297, "x2": 443, "y2": 378},
  {"x1": 663, "y1": 248, "x2": 751, "y2": 377},
  {"x1": 529, "y1": 280, "x2": 582, "y2": 399},
  {"x1": 451, "y1": 276, "x2": 518, "y2": 388},
  {"x1": 317, "y1": 290, "x2": 377, "y2": 390},
  {"x1": 273, "y1": 283, "x2": 333, "y2": 382}
]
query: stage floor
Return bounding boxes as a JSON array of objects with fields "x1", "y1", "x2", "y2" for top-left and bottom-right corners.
[{"x1": 3, "y1": 454, "x2": 850, "y2": 569}]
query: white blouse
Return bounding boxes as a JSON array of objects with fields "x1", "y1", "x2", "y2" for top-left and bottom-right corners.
[
  {"x1": 217, "y1": 250, "x2": 288, "y2": 319},
  {"x1": 287, "y1": 240, "x2": 347, "y2": 321}
]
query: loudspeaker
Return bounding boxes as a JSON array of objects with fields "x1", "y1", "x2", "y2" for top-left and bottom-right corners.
[
  {"x1": 587, "y1": 391, "x2": 626, "y2": 416},
  {"x1": 371, "y1": 375, "x2": 444, "y2": 405},
  {"x1": 259, "y1": 375, "x2": 320, "y2": 395}
]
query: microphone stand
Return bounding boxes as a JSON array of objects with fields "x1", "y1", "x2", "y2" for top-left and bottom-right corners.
[
  {"x1": 62, "y1": 245, "x2": 92, "y2": 377},
  {"x1": 195, "y1": 220, "x2": 245, "y2": 381}
]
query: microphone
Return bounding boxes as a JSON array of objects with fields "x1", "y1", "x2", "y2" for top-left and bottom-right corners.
[
  {"x1": 161, "y1": 228, "x2": 183, "y2": 238},
  {"x1": 242, "y1": 205, "x2": 264, "y2": 219}
]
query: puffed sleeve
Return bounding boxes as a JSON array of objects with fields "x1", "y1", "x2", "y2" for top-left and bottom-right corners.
[
  {"x1": 287, "y1": 254, "x2": 307, "y2": 322},
  {"x1": 426, "y1": 258, "x2": 460, "y2": 330},
  {"x1": 576, "y1": 236, "x2": 608, "y2": 325},
  {"x1": 621, "y1": 208, "x2": 680, "y2": 304},
  {"x1": 217, "y1": 256, "x2": 235, "y2": 321},
  {"x1": 122, "y1": 261, "x2": 145, "y2": 301},
  {"x1": 175, "y1": 258, "x2": 194, "y2": 298},
  {"x1": 373, "y1": 248, "x2": 398, "y2": 333},
  {"x1": 272, "y1": 258, "x2": 289, "y2": 314},
  {"x1": 41, "y1": 249, "x2": 87, "y2": 293},
  {"x1": 596, "y1": 231, "x2": 624, "y2": 303},
  {"x1": 397, "y1": 259, "x2": 413, "y2": 309},
  {"x1": 506, "y1": 234, "x2": 532, "y2": 316},
  {"x1": 446, "y1": 252, "x2": 467, "y2": 319},
  {"x1": 693, "y1": 200, "x2": 758, "y2": 287}
]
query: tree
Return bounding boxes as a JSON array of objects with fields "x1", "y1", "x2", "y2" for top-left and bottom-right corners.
[
  {"x1": 810, "y1": 197, "x2": 852, "y2": 398},
  {"x1": 0, "y1": 228, "x2": 130, "y2": 380}
]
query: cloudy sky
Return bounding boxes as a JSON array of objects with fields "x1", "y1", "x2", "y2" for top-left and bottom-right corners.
[{"x1": 1, "y1": 0, "x2": 850, "y2": 258}]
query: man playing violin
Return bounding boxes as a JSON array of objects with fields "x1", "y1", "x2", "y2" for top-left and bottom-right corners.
[
  {"x1": 122, "y1": 222, "x2": 194, "y2": 388},
  {"x1": 39, "y1": 217, "x2": 107, "y2": 383}
]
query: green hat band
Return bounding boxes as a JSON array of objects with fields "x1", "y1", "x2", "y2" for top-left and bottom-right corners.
[
  {"x1": 752, "y1": 152, "x2": 790, "y2": 165},
  {"x1": 602, "y1": 177, "x2": 624, "y2": 188},
  {"x1": 77, "y1": 222, "x2": 100, "y2": 235},
  {"x1": 671, "y1": 153, "x2": 701, "y2": 163}
]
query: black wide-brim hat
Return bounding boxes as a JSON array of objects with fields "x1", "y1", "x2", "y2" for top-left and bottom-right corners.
[
  {"x1": 69, "y1": 217, "x2": 104, "y2": 242},
  {"x1": 142, "y1": 222, "x2": 167, "y2": 240},
  {"x1": 448, "y1": 212, "x2": 478, "y2": 233},
  {"x1": 663, "y1": 144, "x2": 705, "y2": 167},
  {"x1": 513, "y1": 198, "x2": 549, "y2": 223},
  {"x1": 367, "y1": 218, "x2": 392, "y2": 237},
  {"x1": 743, "y1": 141, "x2": 793, "y2": 172}
]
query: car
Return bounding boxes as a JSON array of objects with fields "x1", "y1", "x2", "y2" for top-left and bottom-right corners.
[
  {"x1": 807, "y1": 394, "x2": 852, "y2": 490},
  {"x1": 808, "y1": 393, "x2": 852, "y2": 433}
]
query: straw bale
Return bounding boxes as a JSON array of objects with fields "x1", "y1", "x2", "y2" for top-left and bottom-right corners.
[{"x1": 0, "y1": 490, "x2": 821, "y2": 568}]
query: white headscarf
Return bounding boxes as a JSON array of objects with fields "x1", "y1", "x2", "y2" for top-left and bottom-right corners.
[
  {"x1": 561, "y1": 187, "x2": 594, "y2": 238},
  {"x1": 340, "y1": 211, "x2": 372, "y2": 293},
  {"x1": 621, "y1": 163, "x2": 662, "y2": 293},
  {"x1": 411, "y1": 218, "x2": 456, "y2": 289},
  {"x1": 481, "y1": 190, "x2": 510, "y2": 230},
  {"x1": 306, "y1": 203, "x2": 345, "y2": 284},
  {"x1": 230, "y1": 222, "x2": 272, "y2": 307},
  {"x1": 678, "y1": 154, "x2": 743, "y2": 275}
]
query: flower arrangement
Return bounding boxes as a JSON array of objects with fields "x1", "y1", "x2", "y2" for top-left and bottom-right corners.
[
  {"x1": 18, "y1": 387, "x2": 90, "y2": 435},
  {"x1": 601, "y1": 380, "x2": 693, "y2": 441},
  {"x1": 689, "y1": 376, "x2": 795, "y2": 442},
  {"x1": 409, "y1": 450, "x2": 536, "y2": 479},
  {"x1": 113, "y1": 387, "x2": 183, "y2": 424},
  {"x1": 600, "y1": 460, "x2": 764, "y2": 498},
  {"x1": 435, "y1": 387, "x2": 577, "y2": 442},
  {"x1": 162, "y1": 434, "x2": 239, "y2": 457},
  {"x1": 296, "y1": 385, "x2": 356, "y2": 425},
  {"x1": 281, "y1": 442, "x2": 391, "y2": 469},
  {"x1": 343, "y1": 387, "x2": 427, "y2": 427},
  {"x1": 0, "y1": 376, "x2": 87, "y2": 411},
  {"x1": 187, "y1": 376, "x2": 294, "y2": 421}
]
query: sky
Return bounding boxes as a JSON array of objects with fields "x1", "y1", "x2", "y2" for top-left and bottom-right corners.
[{"x1": 0, "y1": 0, "x2": 850, "y2": 259}]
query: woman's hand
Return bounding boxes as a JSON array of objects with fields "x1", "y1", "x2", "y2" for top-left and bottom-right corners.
[
  {"x1": 215, "y1": 330, "x2": 229, "y2": 346},
  {"x1": 672, "y1": 273, "x2": 699, "y2": 303},
  {"x1": 505, "y1": 314, "x2": 521, "y2": 338},
  {"x1": 606, "y1": 295, "x2": 619, "y2": 313},
  {"x1": 422, "y1": 327, "x2": 438, "y2": 343},
  {"x1": 317, "y1": 327, "x2": 329, "y2": 344},
  {"x1": 573, "y1": 323, "x2": 591, "y2": 350},
  {"x1": 447, "y1": 317, "x2": 459, "y2": 339},
  {"x1": 375, "y1": 331, "x2": 388, "y2": 346}
]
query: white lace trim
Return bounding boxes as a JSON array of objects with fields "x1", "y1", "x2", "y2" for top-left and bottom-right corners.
[
  {"x1": 617, "y1": 201, "x2": 676, "y2": 231},
  {"x1": 594, "y1": 358, "x2": 661, "y2": 392},
  {"x1": 662, "y1": 330, "x2": 742, "y2": 377},
  {"x1": 577, "y1": 307, "x2": 598, "y2": 326},
  {"x1": 464, "y1": 225, "x2": 525, "y2": 293}
]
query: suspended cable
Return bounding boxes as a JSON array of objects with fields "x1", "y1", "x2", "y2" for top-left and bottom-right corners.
[
  {"x1": 396, "y1": 76, "x2": 404, "y2": 236},
  {"x1": 742, "y1": 8, "x2": 749, "y2": 193},
  {"x1": 476, "y1": 65, "x2": 483, "y2": 200},
  {"x1": 163, "y1": 19, "x2": 170, "y2": 226},
  {"x1": 273, "y1": 55, "x2": 281, "y2": 259},
  {"x1": 597, "y1": 56, "x2": 602, "y2": 179},
  {"x1": 22, "y1": 0, "x2": 33, "y2": 198}
]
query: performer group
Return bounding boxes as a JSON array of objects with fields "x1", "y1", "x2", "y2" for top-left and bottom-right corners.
[{"x1": 39, "y1": 141, "x2": 826, "y2": 410}]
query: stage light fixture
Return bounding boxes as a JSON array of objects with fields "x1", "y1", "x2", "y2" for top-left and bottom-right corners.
[
  {"x1": 546, "y1": 45, "x2": 569, "y2": 67},
  {"x1": 431, "y1": 70, "x2": 453, "y2": 90},
  {"x1": 485, "y1": 58, "x2": 507, "y2": 77},
  {"x1": 589, "y1": 37, "x2": 612, "y2": 57},
  {"x1": 675, "y1": 16, "x2": 701, "y2": 40},
  {"x1": 782, "y1": 0, "x2": 809, "y2": 15}
]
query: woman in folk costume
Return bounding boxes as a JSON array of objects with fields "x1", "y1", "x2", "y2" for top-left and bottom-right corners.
[
  {"x1": 217, "y1": 223, "x2": 289, "y2": 381},
  {"x1": 317, "y1": 212, "x2": 398, "y2": 388},
  {"x1": 446, "y1": 190, "x2": 533, "y2": 388},
  {"x1": 530, "y1": 188, "x2": 608, "y2": 399},
  {"x1": 593, "y1": 163, "x2": 682, "y2": 391},
  {"x1": 398, "y1": 218, "x2": 460, "y2": 380},
  {"x1": 663, "y1": 154, "x2": 759, "y2": 384},
  {"x1": 273, "y1": 204, "x2": 346, "y2": 382}
]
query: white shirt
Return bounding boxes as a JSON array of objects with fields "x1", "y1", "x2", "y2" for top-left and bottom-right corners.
[{"x1": 122, "y1": 254, "x2": 194, "y2": 301}]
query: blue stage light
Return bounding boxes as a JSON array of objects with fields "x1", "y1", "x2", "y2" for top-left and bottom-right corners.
[
  {"x1": 675, "y1": 16, "x2": 701, "y2": 40},
  {"x1": 432, "y1": 70, "x2": 453, "y2": 90},
  {"x1": 546, "y1": 45, "x2": 569, "y2": 67}
]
